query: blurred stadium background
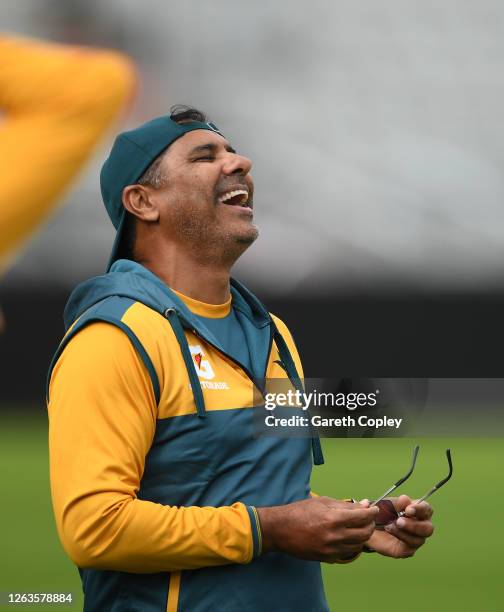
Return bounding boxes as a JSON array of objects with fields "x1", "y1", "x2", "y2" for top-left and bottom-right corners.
[{"x1": 1, "y1": 1, "x2": 503, "y2": 610}]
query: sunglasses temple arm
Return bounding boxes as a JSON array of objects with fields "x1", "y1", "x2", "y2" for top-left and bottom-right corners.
[
  {"x1": 400, "y1": 449, "x2": 453, "y2": 511},
  {"x1": 370, "y1": 445, "x2": 420, "y2": 506},
  {"x1": 370, "y1": 484, "x2": 399, "y2": 506},
  {"x1": 411, "y1": 486, "x2": 438, "y2": 506},
  {"x1": 397, "y1": 482, "x2": 442, "y2": 515}
]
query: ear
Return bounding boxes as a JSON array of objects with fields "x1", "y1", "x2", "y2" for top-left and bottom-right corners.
[{"x1": 122, "y1": 185, "x2": 160, "y2": 222}]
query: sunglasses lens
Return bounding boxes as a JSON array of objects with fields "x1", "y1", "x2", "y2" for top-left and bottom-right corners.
[{"x1": 375, "y1": 499, "x2": 399, "y2": 526}]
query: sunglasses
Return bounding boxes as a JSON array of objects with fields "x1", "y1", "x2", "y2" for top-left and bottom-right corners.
[{"x1": 370, "y1": 445, "x2": 453, "y2": 527}]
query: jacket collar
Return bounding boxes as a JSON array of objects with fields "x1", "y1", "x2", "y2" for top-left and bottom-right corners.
[{"x1": 64, "y1": 259, "x2": 271, "y2": 332}]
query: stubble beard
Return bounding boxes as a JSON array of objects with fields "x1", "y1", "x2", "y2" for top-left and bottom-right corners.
[{"x1": 171, "y1": 202, "x2": 259, "y2": 268}]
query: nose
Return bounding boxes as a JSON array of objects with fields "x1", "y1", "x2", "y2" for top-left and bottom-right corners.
[{"x1": 222, "y1": 151, "x2": 252, "y2": 175}]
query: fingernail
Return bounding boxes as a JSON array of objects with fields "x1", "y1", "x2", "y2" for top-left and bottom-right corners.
[
  {"x1": 396, "y1": 518, "x2": 406, "y2": 528},
  {"x1": 384, "y1": 524, "x2": 393, "y2": 532},
  {"x1": 407, "y1": 506, "x2": 416, "y2": 516}
]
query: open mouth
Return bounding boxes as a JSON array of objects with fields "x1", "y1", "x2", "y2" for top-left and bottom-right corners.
[{"x1": 218, "y1": 189, "x2": 250, "y2": 207}]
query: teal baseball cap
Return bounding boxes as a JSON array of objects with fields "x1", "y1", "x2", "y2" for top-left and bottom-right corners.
[{"x1": 100, "y1": 114, "x2": 223, "y2": 271}]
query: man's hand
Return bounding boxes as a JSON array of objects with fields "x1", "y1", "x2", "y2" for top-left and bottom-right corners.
[
  {"x1": 256, "y1": 497, "x2": 379, "y2": 562},
  {"x1": 363, "y1": 495, "x2": 434, "y2": 558}
]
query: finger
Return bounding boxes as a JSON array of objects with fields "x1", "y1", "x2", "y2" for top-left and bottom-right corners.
[
  {"x1": 333, "y1": 524, "x2": 376, "y2": 545},
  {"x1": 324, "y1": 499, "x2": 380, "y2": 520},
  {"x1": 394, "y1": 542, "x2": 417, "y2": 559},
  {"x1": 384, "y1": 523, "x2": 425, "y2": 549},
  {"x1": 333, "y1": 506, "x2": 380, "y2": 528},
  {"x1": 324, "y1": 546, "x2": 362, "y2": 563},
  {"x1": 338, "y1": 543, "x2": 365, "y2": 557},
  {"x1": 391, "y1": 494, "x2": 413, "y2": 512},
  {"x1": 396, "y1": 516, "x2": 435, "y2": 538},
  {"x1": 319, "y1": 498, "x2": 359, "y2": 511},
  {"x1": 322, "y1": 540, "x2": 363, "y2": 560},
  {"x1": 322, "y1": 498, "x2": 364, "y2": 509},
  {"x1": 405, "y1": 501, "x2": 433, "y2": 520}
]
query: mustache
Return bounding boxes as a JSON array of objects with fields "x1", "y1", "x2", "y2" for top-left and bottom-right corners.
[{"x1": 215, "y1": 179, "x2": 250, "y2": 193}]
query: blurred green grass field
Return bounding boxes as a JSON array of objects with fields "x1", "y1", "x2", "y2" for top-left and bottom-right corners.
[{"x1": 1, "y1": 409, "x2": 502, "y2": 611}]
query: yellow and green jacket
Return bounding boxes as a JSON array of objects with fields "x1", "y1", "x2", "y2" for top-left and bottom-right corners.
[{"x1": 47, "y1": 259, "x2": 327, "y2": 612}]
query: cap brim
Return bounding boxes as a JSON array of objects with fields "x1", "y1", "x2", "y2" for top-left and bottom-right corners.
[{"x1": 106, "y1": 210, "x2": 127, "y2": 272}]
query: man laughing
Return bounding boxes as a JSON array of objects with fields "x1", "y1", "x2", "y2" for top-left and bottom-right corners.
[{"x1": 47, "y1": 106, "x2": 434, "y2": 611}]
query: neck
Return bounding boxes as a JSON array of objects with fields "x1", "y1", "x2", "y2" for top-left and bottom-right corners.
[{"x1": 137, "y1": 245, "x2": 233, "y2": 305}]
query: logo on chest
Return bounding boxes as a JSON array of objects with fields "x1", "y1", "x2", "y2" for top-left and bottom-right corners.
[{"x1": 189, "y1": 344, "x2": 230, "y2": 389}]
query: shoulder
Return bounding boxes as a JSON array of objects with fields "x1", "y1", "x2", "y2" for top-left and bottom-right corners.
[
  {"x1": 48, "y1": 321, "x2": 158, "y2": 426},
  {"x1": 269, "y1": 312, "x2": 304, "y2": 373},
  {"x1": 52, "y1": 320, "x2": 142, "y2": 373},
  {"x1": 67, "y1": 297, "x2": 174, "y2": 359},
  {"x1": 49, "y1": 321, "x2": 148, "y2": 399},
  {"x1": 270, "y1": 313, "x2": 297, "y2": 346},
  {"x1": 51, "y1": 300, "x2": 176, "y2": 405}
]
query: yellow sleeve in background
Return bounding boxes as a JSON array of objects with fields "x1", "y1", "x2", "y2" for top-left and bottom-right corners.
[
  {"x1": 0, "y1": 34, "x2": 137, "y2": 272},
  {"x1": 48, "y1": 323, "x2": 255, "y2": 572}
]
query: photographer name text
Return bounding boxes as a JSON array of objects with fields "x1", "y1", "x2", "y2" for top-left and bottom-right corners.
[{"x1": 264, "y1": 414, "x2": 403, "y2": 429}]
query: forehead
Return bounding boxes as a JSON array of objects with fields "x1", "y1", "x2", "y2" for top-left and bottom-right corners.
[{"x1": 164, "y1": 129, "x2": 232, "y2": 160}]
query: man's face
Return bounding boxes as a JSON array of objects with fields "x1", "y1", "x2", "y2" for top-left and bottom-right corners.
[{"x1": 148, "y1": 129, "x2": 257, "y2": 263}]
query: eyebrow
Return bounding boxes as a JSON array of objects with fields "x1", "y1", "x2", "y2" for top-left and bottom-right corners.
[{"x1": 188, "y1": 142, "x2": 237, "y2": 156}]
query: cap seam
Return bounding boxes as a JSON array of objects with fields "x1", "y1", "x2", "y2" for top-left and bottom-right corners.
[{"x1": 121, "y1": 133, "x2": 169, "y2": 158}]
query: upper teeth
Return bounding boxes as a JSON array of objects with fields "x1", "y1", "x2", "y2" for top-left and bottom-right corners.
[{"x1": 219, "y1": 189, "x2": 249, "y2": 205}]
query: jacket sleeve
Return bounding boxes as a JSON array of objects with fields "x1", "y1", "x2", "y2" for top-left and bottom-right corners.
[
  {"x1": 0, "y1": 34, "x2": 136, "y2": 271},
  {"x1": 48, "y1": 322, "x2": 260, "y2": 573}
]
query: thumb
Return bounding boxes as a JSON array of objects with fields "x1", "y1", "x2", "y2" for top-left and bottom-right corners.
[{"x1": 392, "y1": 494, "x2": 413, "y2": 512}]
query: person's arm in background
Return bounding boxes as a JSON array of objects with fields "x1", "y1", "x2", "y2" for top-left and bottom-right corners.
[{"x1": 0, "y1": 34, "x2": 136, "y2": 273}]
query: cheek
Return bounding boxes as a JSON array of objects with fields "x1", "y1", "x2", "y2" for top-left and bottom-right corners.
[
  {"x1": 161, "y1": 185, "x2": 217, "y2": 227},
  {"x1": 164, "y1": 175, "x2": 212, "y2": 207},
  {"x1": 178, "y1": 173, "x2": 216, "y2": 205}
]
